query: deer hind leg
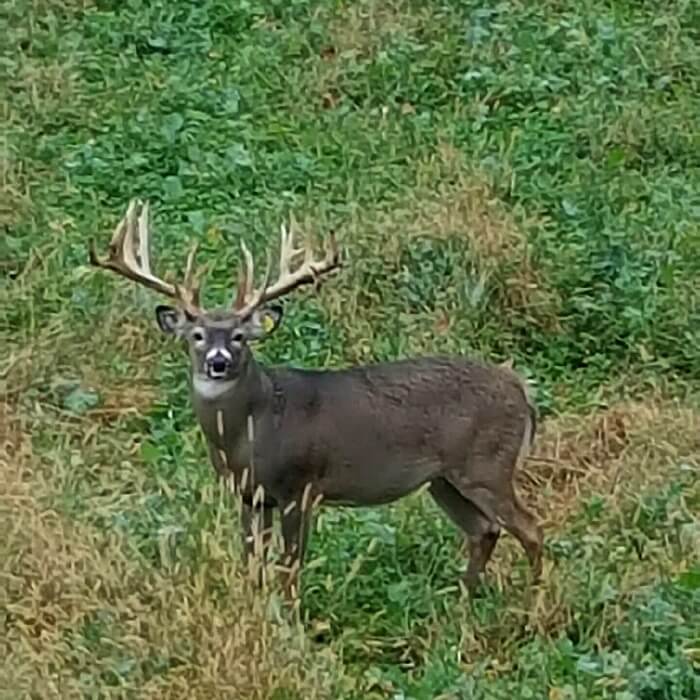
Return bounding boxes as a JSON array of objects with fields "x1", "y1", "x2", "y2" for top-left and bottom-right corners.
[
  {"x1": 449, "y1": 479, "x2": 543, "y2": 586},
  {"x1": 499, "y1": 490, "x2": 543, "y2": 582},
  {"x1": 429, "y1": 478, "x2": 500, "y2": 593},
  {"x1": 241, "y1": 503, "x2": 275, "y2": 587}
]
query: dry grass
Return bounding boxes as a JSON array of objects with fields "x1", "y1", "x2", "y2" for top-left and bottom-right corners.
[
  {"x1": 522, "y1": 395, "x2": 700, "y2": 528},
  {"x1": 1, "y1": 294, "x2": 159, "y2": 402},
  {"x1": 0, "y1": 402, "x2": 339, "y2": 700},
  {"x1": 14, "y1": 58, "x2": 79, "y2": 115},
  {"x1": 343, "y1": 141, "x2": 554, "y2": 287},
  {"x1": 406, "y1": 143, "x2": 559, "y2": 323},
  {"x1": 397, "y1": 143, "x2": 535, "y2": 258}
]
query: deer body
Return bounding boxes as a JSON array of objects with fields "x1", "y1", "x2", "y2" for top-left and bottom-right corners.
[
  {"x1": 190, "y1": 353, "x2": 541, "y2": 594},
  {"x1": 194, "y1": 356, "x2": 529, "y2": 505},
  {"x1": 89, "y1": 200, "x2": 543, "y2": 597}
]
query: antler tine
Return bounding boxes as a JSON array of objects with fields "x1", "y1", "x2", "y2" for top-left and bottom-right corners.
[
  {"x1": 136, "y1": 200, "x2": 151, "y2": 271},
  {"x1": 251, "y1": 249, "x2": 272, "y2": 307},
  {"x1": 120, "y1": 199, "x2": 143, "y2": 271},
  {"x1": 325, "y1": 230, "x2": 340, "y2": 265},
  {"x1": 241, "y1": 241, "x2": 255, "y2": 300},
  {"x1": 278, "y1": 221, "x2": 305, "y2": 277},
  {"x1": 89, "y1": 198, "x2": 135, "y2": 268},
  {"x1": 286, "y1": 213, "x2": 313, "y2": 267},
  {"x1": 303, "y1": 227, "x2": 315, "y2": 267},
  {"x1": 181, "y1": 242, "x2": 203, "y2": 306},
  {"x1": 279, "y1": 223, "x2": 291, "y2": 276},
  {"x1": 234, "y1": 249, "x2": 272, "y2": 318},
  {"x1": 232, "y1": 240, "x2": 258, "y2": 311},
  {"x1": 233, "y1": 267, "x2": 248, "y2": 310}
]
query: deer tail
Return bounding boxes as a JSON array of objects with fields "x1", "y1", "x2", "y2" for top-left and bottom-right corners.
[{"x1": 518, "y1": 377, "x2": 538, "y2": 467}]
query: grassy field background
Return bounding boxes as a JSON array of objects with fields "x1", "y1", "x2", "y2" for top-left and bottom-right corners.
[{"x1": 1, "y1": 0, "x2": 699, "y2": 697}]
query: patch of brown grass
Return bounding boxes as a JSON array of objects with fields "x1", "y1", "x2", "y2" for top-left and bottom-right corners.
[
  {"x1": 407, "y1": 144, "x2": 559, "y2": 326},
  {"x1": 398, "y1": 143, "x2": 533, "y2": 258},
  {"x1": 0, "y1": 402, "x2": 342, "y2": 699},
  {"x1": 343, "y1": 140, "x2": 551, "y2": 277},
  {"x1": 1, "y1": 298, "x2": 158, "y2": 404},
  {"x1": 521, "y1": 396, "x2": 700, "y2": 529},
  {"x1": 80, "y1": 316, "x2": 161, "y2": 423}
]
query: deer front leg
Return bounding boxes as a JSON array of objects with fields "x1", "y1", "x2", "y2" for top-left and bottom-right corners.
[
  {"x1": 240, "y1": 503, "x2": 274, "y2": 587},
  {"x1": 279, "y1": 495, "x2": 314, "y2": 598}
]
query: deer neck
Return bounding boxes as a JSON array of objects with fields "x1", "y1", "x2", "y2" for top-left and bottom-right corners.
[{"x1": 190, "y1": 358, "x2": 272, "y2": 451}]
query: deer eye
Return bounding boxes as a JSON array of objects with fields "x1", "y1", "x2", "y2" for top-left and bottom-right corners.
[
  {"x1": 191, "y1": 329, "x2": 206, "y2": 344},
  {"x1": 231, "y1": 329, "x2": 245, "y2": 343}
]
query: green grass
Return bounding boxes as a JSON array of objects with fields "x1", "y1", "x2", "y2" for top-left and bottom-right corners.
[{"x1": 1, "y1": 0, "x2": 699, "y2": 698}]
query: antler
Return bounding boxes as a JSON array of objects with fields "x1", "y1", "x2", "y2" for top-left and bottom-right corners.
[
  {"x1": 232, "y1": 218, "x2": 341, "y2": 317},
  {"x1": 90, "y1": 201, "x2": 340, "y2": 319},
  {"x1": 88, "y1": 199, "x2": 203, "y2": 315}
]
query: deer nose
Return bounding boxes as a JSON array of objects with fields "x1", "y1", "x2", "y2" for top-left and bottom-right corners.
[
  {"x1": 210, "y1": 358, "x2": 228, "y2": 372},
  {"x1": 205, "y1": 350, "x2": 232, "y2": 378}
]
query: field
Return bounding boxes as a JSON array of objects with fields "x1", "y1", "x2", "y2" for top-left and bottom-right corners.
[{"x1": 1, "y1": 0, "x2": 699, "y2": 697}]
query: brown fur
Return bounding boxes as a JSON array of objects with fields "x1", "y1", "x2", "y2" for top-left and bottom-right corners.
[{"x1": 193, "y1": 354, "x2": 543, "y2": 595}]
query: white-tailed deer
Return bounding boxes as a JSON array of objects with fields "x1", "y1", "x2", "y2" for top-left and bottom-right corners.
[{"x1": 89, "y1": 200, "x2": 543, "y2": 597}]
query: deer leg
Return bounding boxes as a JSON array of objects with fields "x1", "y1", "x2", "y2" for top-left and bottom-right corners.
[
  {"x1": 279, "y1": 496, "x2": 313, "y2": 599},
  {"x1": 464, "y1": 529, "x2": 500, "y2": 593},
  {"x1": 240, "y1": 503, "x2": 274, "y2": 587},
  {"x1": 429, "y1": 478, "x2": 500, "y2": 593},
  {"x1": 498, "y1": 490, "x2": 543, "y2": 583},
  {"x1": 455, "y1": 482, "x2": 543, "y2": 585}
]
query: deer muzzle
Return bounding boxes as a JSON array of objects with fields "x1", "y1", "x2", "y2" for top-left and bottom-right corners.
[{"x1": 205, "y1": 348, "x2": 233, "y2": 379}]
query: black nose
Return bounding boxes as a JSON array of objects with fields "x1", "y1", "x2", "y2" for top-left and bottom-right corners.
[{"x1": 207, "y1": 356, "x2": 231, "y2": 376}]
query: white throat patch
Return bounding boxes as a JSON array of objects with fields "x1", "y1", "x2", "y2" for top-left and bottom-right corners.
[{"x1": 192, "y1": 375, "x2": 237, "y2": 401}]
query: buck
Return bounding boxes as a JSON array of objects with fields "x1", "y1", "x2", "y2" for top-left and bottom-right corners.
[{"x1": 89, "y1": 200, "x2": 544, "y2": 597}]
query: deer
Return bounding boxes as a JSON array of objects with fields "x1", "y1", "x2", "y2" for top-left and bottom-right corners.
[{"x1": 88, "y1": 199, "x2": 544, "y2": 598}]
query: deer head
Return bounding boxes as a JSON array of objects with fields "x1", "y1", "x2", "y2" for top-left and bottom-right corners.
[{"x1": 89, "y1": 199, "x2": 341, "y2": 383}]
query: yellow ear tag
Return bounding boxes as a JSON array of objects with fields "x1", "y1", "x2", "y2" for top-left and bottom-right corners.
[{"x1": 262, "y1": 315, "x2": 275, "y2": 333}]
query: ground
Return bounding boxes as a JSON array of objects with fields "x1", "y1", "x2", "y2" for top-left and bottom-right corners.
[{"x1": 1, "y1": 1, "x2": 699, "y2": 698}]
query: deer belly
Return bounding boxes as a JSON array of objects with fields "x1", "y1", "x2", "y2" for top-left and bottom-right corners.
[{"x1": 319, "y1": 456, "x2": 438, "y2": 507}]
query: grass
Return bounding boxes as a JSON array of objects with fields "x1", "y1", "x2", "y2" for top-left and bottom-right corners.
[{"x1": 1, "y1": 0, "x2": 699, "y2": 697}]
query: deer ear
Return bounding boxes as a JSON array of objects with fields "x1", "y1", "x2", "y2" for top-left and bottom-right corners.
[
  {"x1": 246, "y1": 304, "x2": 283, "y2": 340},
  {"x1": 155, "y1": 305, "x2": 185, "y2": 336}
]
